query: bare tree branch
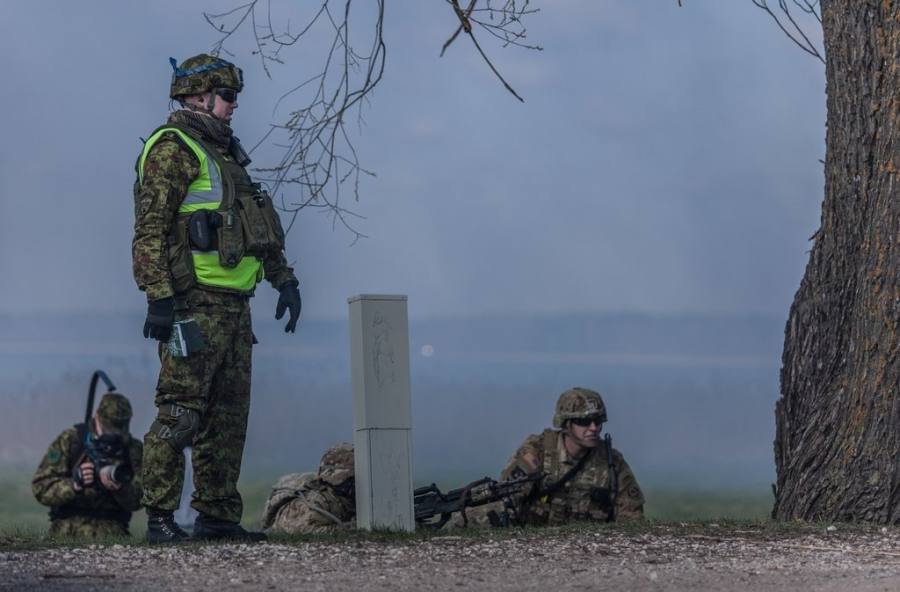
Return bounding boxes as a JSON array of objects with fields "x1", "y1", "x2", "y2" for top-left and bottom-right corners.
[
  {"x1": 204, "y1": 0, "x2": 543, "y2": 239},
  {"x1": 205, "y1": 0, "x2": 385, "y2": 242},
  {"x1": 440, "y1": 1, "x2": 542, "y2": 102},
  {"x1": 751, "y1": 0, "x2": 824, "y2": 64},
  {"x1": 441, "y1": 0, "x2": 476, "y2": 56}
]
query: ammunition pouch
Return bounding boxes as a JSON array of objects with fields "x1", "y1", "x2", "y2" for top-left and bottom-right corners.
[
  {"x1": 217, "y1": 206, "x2": 245, "y2": 268},
  {"x1": 150, "y1": 403, "x2": 201, "y2": 452},
  {"x1": 188, "y1": 210, "x2": 222, "y2": 251},
  {"x1": 235, "y1": 184, "x2": 285, "y2": 257}
]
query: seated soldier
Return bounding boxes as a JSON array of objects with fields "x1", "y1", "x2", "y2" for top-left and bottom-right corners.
[
  {"x1": 490, "y1": 387, "x2": 644, "y2": 526},
  {"x1": 262, "y1": 443, "x2": 355, "y2": 534},
  {"x1": 32, "y1": 393, "x2": 143, "y2": 538}
]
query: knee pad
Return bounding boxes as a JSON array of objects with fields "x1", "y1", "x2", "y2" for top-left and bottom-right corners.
[{"x1": 151, "y1": 404, "x2": 200, "y2": 452}]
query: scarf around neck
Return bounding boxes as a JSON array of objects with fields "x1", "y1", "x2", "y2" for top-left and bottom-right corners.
[{"x1": 168, "y1": 108, "x2": 233, "y2": 149}]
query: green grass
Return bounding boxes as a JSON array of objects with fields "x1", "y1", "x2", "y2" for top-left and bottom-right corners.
[
  {"x1": 0, "y1": 467, "x2": 779, "y2": 549},
  {"x1": 0, "y1": 470, "x2": 49, "y2": 535},
  {"x1": 643, "y1": 487, "x2": 774, "y2": 521}
]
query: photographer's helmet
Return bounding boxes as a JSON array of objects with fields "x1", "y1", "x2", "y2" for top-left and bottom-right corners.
[
  {"x1": 318, "y1": 442, "x2": 354, "y2": 486},
  {"x1": 552, "y1": 387, "x2": 607, "y2": 429},
  {"x1": 96, "y1": 393, "x2": 133, "y2": 436},
  {"x1": 169, "y1": 53, "x2": 244, "y2": 100}
]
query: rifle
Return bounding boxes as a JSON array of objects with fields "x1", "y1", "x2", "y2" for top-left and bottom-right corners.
[
  {"x1": 414, "y1": 474, "x2": 542, "y2": 529},
  {"x1": 604, "y1": 433, "x2": 618, "y2": 522}
]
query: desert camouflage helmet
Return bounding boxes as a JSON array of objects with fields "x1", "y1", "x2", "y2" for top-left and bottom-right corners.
[
  {"x1": 169, "y1": 54, "x2": 244, "y2": 100},
  {"x1": 96, "y1": 392, "x2": 133, "y2": 435},
  {"x1": 553, "y1": 387, "x2": 607, "y2": 429},
  {"x1": 318, "y1": 442, "x2": 354, "y2": 486}
]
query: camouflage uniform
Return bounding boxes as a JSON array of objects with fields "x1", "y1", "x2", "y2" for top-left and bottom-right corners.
[
  {"x1": 471, "y1": 388, "x2": 644, "y2": 527},
  {"x1": 262, "y1": 443, "x2": 356, "y2": 534},
  {"x1": 498, "y1": 428, "x2": 644, "y2": 525},
  {"x1": 133, "y1": 56, "x2": 298, "y2": 526},
  {"x1": 32, "y1": 394, "x2": 143, "y2": 538}
]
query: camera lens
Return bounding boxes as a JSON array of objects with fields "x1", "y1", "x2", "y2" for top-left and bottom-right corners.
[
  {"x1": 99, "y1": 463, "x2": 133, "y2": 486},
  {"x1": 111, "y1": 464, "x2": 134, "y2": 485}
]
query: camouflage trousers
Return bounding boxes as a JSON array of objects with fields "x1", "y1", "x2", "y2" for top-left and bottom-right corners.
[
  {"x1": 48, "y1": 516, "x2": 130, "y2": 539},
  {"x1": 141, "y1": 289, "x2": 253, "y2": 524}
]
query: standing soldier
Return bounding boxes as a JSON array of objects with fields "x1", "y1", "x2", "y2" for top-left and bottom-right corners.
[
  {"x1": 496, "y1": 387, "x2": 644, "y2": 526},
  {"x1": 262, "y1": 443, "x2": 356, "y2": 534},
  {"x1": 132, "y1": 54, "x2": 301, "y2": 543},
  {"x1": 32, "y1": 393, "x2": 143, "y2": 539}
]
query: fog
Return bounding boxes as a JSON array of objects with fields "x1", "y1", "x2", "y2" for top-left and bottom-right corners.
[{"x1": 0, "y1": 2, "x2": 825, "y2": 490}]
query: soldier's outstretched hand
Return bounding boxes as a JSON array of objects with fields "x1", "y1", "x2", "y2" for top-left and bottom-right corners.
[{"x1": 276, "y1": 281, "x2": 301, "y2": 333}]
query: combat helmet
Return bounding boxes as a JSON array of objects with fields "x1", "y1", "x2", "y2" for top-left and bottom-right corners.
[
  {"x1": 552, "y1": 387, "x2": 607, "y2": 429},
  {"x1": 169, "y1": 53, "x2": 244, "y2": 100},
  {"x1": 318, "y1": 442, "x2": 354, "y2": 486},
  {"x1": 96, "y1": 392, "x2": 133, "y2": 436}
]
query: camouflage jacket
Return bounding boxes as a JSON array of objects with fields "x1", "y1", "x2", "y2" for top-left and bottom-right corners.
[
  {"x1": 499, "y1": 428, "x2": 644, "y2": 525},
  {"x1": 262, "y1": 472, "x2": 355, "y2": 534},
  {"x1": 32, "y1": 426, "x2": 143, "y2": 522},
  {"x1": 132, "y1": 113, "x2": 297, "y2": 301}
]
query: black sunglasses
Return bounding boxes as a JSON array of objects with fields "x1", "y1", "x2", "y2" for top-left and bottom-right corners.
[
  {"x1": 214, "y1": 88, "x2": 239, "y2": 103},
  {"x1": 570, "y1": 416, "x2": 603, "y2": 428}
]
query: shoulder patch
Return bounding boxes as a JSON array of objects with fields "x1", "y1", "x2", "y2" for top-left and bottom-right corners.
[
  {"x1": 521, "y1": 451, "x2": 540, "y2": 470},
  {"x1": 47, "y1": 448, "x2": 62, "y2": 463}
]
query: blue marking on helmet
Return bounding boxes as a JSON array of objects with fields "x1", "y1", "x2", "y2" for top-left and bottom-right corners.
[{"x1": 173, "y1": 60, "x2": 232, "y2": 78}]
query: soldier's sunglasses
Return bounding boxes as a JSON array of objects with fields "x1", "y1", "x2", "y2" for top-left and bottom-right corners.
[
  {"x1": 570, "y1": 416, "x2": 603, "y2": 428},
  {"x1": 215, "y1": 88, "x2": 239, "y2": 103}
]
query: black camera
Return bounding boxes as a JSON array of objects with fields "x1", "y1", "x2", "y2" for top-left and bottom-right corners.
[{"x1": 73, "y1": 432, "x2": 133, "y2": 489}]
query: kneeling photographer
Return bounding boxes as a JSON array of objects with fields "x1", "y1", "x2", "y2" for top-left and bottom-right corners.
[{"x1": 32, "y1": 389, "x2": 143, "y2": 539}]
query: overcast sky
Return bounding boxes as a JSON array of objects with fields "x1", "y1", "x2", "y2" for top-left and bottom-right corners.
[{"x1": 0, "y1": 1, "x2": 826, "y2": 320}]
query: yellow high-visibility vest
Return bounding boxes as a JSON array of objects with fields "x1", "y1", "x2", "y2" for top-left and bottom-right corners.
[{"x1": 139, "y1": 127, "x2": 262, "y2": 293}]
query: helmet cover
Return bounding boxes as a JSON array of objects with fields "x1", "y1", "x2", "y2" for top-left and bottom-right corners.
[{"x1": 552, "y1": 387, "x2": 607, "y2": 429}]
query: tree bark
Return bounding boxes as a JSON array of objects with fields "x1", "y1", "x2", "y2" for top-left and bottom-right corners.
[{"x1": 774, "y1": 0, "x2": 900, "y2": 522}]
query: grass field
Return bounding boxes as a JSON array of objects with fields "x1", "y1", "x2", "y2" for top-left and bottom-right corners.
[{"x1": 1, "y1": 467, "x2": 774, "y2": 541}]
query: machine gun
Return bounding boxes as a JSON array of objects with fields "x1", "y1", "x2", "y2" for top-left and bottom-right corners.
[{"x1": 414, "y1": 474, "x2": 542, "y2": 529}]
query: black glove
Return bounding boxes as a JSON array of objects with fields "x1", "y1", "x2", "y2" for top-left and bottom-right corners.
[
  {"x1": 275, "y1": 282, "x2": 301, "y2": 333},
  {"x1": 143, "y1": 297, "x2": 175, "y2": 341}
]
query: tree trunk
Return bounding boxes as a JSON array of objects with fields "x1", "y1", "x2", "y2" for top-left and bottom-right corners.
[{"x1": 774, "y1": 0, "x2": 900, "y2": 522}]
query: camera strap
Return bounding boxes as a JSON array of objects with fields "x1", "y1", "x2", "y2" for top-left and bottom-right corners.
[{"x1": 71, "y1": 422, "x2": 89, "y2": 467}]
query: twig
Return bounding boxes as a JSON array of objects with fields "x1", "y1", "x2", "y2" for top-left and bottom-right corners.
[{"x1": 750, "y1": 0, "x2": 824, "y2": 64}]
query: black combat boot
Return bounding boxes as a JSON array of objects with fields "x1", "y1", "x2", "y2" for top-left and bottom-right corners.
[
  {"x1": 146, "y1": 511, "x2": 193, "y2": 544},
  {"x1": 192, "y1": 513, "x2": 267, "y2": 542}
]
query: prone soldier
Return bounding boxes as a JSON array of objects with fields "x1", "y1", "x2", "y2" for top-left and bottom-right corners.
[
  {"x1": 32, "y1": 393, "x2": 143, "y2": 538},
  {"x1": 262, "y1": 443, "x2": 356, "y2": 534},
  {"x1": 437, "y1": 387, "x2": 644, "y2": 529},
  {"x1": 497, "y1": 387, "x2": 645, "y2": 525}
]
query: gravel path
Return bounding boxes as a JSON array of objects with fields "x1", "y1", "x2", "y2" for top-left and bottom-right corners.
[{"x1": 3, "y1": 526, "x2": 900, "y2": 591}]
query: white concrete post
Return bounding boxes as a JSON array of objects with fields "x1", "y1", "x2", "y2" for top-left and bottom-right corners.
[{"x1": 348, "y1": 294, "x2": 414, "y2": 531}]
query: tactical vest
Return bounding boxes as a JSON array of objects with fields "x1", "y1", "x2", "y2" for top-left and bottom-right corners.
[
  {"x1": 530, "y1": 429, "x2": 615, "y2": 525},
  {"x1": 137, "y1": 124, "x2": 285, "y2": 295}
]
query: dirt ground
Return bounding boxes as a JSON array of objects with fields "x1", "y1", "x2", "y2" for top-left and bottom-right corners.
[{"x1": 2, "y1": 524, "x2": 900, "y2": 592}]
